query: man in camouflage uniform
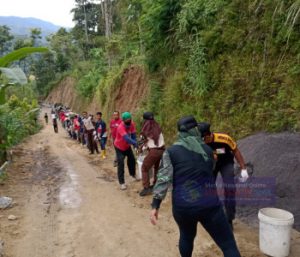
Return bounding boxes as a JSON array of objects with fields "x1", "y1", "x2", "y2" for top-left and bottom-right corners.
[{"x1": 150, "y1": 116, "x2": 241, "y2": 257}]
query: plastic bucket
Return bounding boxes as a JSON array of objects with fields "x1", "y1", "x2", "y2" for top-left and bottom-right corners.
[
  {"x1": 137, "y1": 156, "x2": 144, "y2": 180},
  {"x1": 136, "y1": 155, "x2": 153, "y2": 180},
  {"x1": 258, "y1": 208, "x2": 294, "y2": 257}
]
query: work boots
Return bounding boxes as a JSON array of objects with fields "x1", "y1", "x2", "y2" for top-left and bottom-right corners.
[
  {"x1": 101, "y1": 150, "x2": 107, "y2": 159},
  {"x1": 139, "y1": 187, "x2": 152, "y2": 197}
]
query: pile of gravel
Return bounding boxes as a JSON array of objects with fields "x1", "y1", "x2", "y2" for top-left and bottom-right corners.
[{"x1": 235, "y1": 132, "x2": 300, "y2": 229}]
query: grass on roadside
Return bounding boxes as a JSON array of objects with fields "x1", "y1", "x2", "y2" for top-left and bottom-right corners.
[{"x1": 0, "y1": 171, "x2": 8, "y2": 184}]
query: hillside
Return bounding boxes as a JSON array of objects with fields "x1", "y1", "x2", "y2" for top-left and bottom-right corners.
[
  {"x1": 0, "y1": 16, "x2": 62, "y2": 38},
  {"x1": 1, "y1": 1, "x2": 300, "y2": 256},
  {"x1": 43, "y1": 0, "x2": 300, "y2": 143},
  {"x1": 46, "y1": 66, "x2": 148, "y2": 121}
]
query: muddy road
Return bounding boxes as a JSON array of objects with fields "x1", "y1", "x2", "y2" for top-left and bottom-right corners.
[{"x1": 1, "y1": 108, "x2": 300, "y2": 257}]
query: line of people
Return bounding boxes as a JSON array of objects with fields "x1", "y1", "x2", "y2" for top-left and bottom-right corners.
[
  {"x1": 48, "y1": 107, "x2": 108, "y2": 159},
  {"x1": 46, "y1": 107, "x2": 166, "y2": 196},
  {"x1": 46, "y1": 106, "x2": 250, "y2": 257}
]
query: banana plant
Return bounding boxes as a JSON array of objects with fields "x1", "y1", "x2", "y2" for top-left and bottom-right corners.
[{"x1": 0, "y1": 47, "x2": 48, "y2": 104}]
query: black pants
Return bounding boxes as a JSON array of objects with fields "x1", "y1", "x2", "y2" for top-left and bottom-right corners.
[
  {"x1": 116, "y1": 147, "x2": 136, "y2": 184},
  {"x1": 81, "y1": 132, "x2": 86, "y2": 145},
  {"x1": 214, "y1": 162, "x2": 236, "y2": 221},
  {"x1": 112, "y1": 139, "x2": 117, "y2": 162},
  {"x1": 173, "y1": 205, "x2": 241, "y2": 257},
  {"x1": 87, "y1": 130, "x2": 95, "y2": 153},
  {"x1": 53, "y1": 119, "x2": 58, "y2": 133}
]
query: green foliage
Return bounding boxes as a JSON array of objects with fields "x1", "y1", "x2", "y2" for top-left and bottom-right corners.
[
  {"x1": 140, "y1": 0, "x2": 182, "y2": 69},
  {"x1": 0, "y1": 25, "x2": 14, "y2": 55},
  {"x1": 77, "y1": 68, "x2": 103, "y2": 98},
  {"x1": 34, "y1": 0, "x2": 300, "y2": 143},
  {"x1": 0, "y1": 47, "x2": 48, "y2": 104},
  {"x1": 0, "y1": 95, "x2": 40, "y2": 164},
  {"x1": 13, "y1": 38, "x2": 33, "y2": 50},
  {"x1": 0, "y1": 172, "x2": 8, "y2": 183},
  {"x1": 147, "y1": 80, "x2": 163, "y2": 115},
  {"x1": 0, "y1": 67, "x2": 28, "y2": 85},
  {"x1": 72, "y1": 1, "x2": 102, "y2": 36},
  {"x1": 122, "y1": 0, "x2": 300, "y2": 140},
  {"x1": 30, "y1": 28, "x2": 42, "y2": 47},
  {"x1": 177, "y1": 0, "x2": 225, "y2": 35},
  {"x1": 0, "y1": 39, "x2": 45, "y2": 165},
  {"x1": 75, "y1": 48, "x2": 107, "y2": 98},
  {"x1": 0, "y1": 47, "x2": 48, "y2": 67},
  {"x1": 30, "y1": 51, "x2": 57, "y2": 97},
  {"x1": 183, "y1": 41, "x2": 210, "y2": 96}
]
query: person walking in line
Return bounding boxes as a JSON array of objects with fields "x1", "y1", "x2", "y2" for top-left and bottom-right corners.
[
  {"x1": 51, "y1": 112, "x2": 58, "y2": 133},
  {"x1": 139, "y1": 112, "x2": 165, "y2": 197},
  {"x1": 78, "y1": 116, "x2": 86, "y2": 145},
  {"x1": 91, "y1": 115, "x2": 100, "y2": 154},
  {"x1": 82, "y1": 112, "x2": 97, "y2": 154},
  {"x1": 66, "y1": 117, "x2": 72, "y2": 138},
  {"x1": 44, "y1": 113, "x2": 48, "y2": 124},
  {"x1": 114, "y1": 112, "x2": 138, "y2": 190},
  {"x1": 59, "y1": 111, "x2": 66, "y2": 128},
  {"x1": 95, "y1": 112, "x2": 108, "y2": 159},
  {"x1": 150, "y1": 116, "x2": 241, "y2": 257},
  {"x1": 109, "y1": 111, "x2": 122, "y2": 167},
  {"x1": 73, "y1": 115, "x2": 81, "y2": 142},
  {"x1": 198, "y1": 122, "x2": 249, "y2": 230}
]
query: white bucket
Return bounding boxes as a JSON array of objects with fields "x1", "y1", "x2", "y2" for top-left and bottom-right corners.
[
  {"x1": 258, "y1": 208, "x2": 294, "y2": 257},
  {"x1": 136, "y1": 155, "x2": 153, "y2": 180}
]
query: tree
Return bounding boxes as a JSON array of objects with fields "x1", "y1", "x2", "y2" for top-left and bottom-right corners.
[
  {"x1": 48, "y1": 28, "x2": 81, "y2": 70},
  {"x1": 13, "y1": 38, "x2": 33, "y2": 50},
  {"x1": 101, "y1": 0, "x2": 113, "y2": 38},
  {"x1": 30, "y1": 28, "x2": 42, "y2": 46},
  {"x1": 72, "y1": 0, "x2": 103, "y2": 56},
  {"x1": 124, "y1": 0, "x2": 144, "y2": 53},
  {"x1": 0, "y1": 25, "x2": 14, "y2": 56},
  {"x1": 72, "y1": 0, "x2": 102, "y2": 36},
  {"x1": 30, "y1": 51, "x2": 57, "y2": 96}
]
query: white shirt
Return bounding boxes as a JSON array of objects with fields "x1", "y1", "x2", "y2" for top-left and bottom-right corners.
[
  {"x1": 83, "y1": 117, "x2": 94, "y2": 131},
  {"x1": 146, "y1": 133, "x2": 165, "y2": 149}
]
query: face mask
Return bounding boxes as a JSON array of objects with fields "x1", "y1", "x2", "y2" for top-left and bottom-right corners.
[{"x1": 124, "y1": 120, "x2": 131, "y2": 126}]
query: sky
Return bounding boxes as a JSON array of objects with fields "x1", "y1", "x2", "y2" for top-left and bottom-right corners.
[{"x1": 0, "y1": 0, "x2": 76, "y2": 27}]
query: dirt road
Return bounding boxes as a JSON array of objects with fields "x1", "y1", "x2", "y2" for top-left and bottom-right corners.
[{"x1": 1, "y1": 109, "x2": 300, "y2": 257}]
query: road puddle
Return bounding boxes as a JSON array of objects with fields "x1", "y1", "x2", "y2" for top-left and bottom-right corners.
[{"x1": 59, "y1": 163, "x2": 82, "y2": 208}]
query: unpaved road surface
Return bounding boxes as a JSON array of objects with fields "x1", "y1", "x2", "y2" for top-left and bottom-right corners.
[{"x1": 1, "y1": 108, "x2": 300, "y2": 257}]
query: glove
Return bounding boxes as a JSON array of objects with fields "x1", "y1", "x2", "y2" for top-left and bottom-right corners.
[{"x1": 239, "y1": 169, "x2": 249, "y2": 183}]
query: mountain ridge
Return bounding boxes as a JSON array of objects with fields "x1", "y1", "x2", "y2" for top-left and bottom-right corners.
[{"x1": 0, "y1": 16, "x2": 66, "y2": 37}]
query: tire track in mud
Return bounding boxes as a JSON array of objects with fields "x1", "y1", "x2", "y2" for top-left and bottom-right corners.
[{"x1": 0, "y1": 139, "x2": 66, "y2": 257}]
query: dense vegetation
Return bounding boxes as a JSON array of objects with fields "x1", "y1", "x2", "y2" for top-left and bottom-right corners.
[
  {"x1": 1, "y1": 0, "x2": 300, "y2": 150},
  {"x1": 45, "y1": 0, "x2": 300, "y2": 141},
  {"x1": 0, "y1": 47, "x2": 46, "y2": 164}
]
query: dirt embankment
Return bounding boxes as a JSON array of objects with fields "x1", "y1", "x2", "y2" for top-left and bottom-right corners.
[
  {"x1": 46, "y1": 77, "x2": 88, "y2": 113},
  {"x1": 46, "y1": 66, "x2": 149, "y2": 118},
  {"x1": 112, "y1": 66, "x2": 148, "y2": 113}
]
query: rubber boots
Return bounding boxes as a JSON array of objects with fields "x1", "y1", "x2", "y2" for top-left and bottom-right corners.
[{"x1": 101, "y1": 150, "x2": 107, "y2": 159}]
